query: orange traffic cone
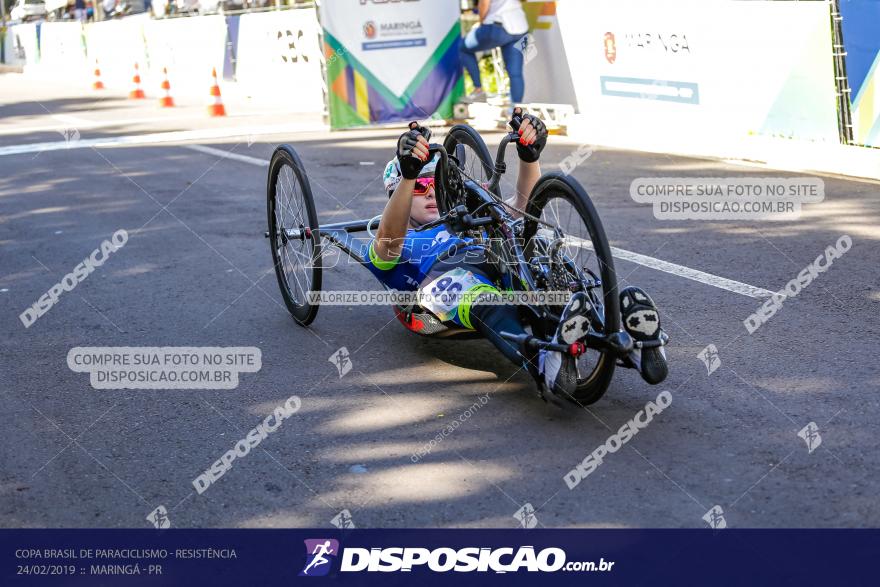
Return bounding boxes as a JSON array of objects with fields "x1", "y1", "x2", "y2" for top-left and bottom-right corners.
[
  {"x1": 129, "y1": 63, "x2": 146, "y2": 99},
  {"x1": 158, "y1": 68, "x2": 175, "y2": 108},
  {"x1": 207, "y1": 67, "x2": 226, "y2": 117},
  {"x1": 92, "y1": 59, "x2": 105, "y2": 90}
]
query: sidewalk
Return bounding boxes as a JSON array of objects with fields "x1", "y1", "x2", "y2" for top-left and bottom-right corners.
[{"x1": 567, "y1": 114, "x2": 880, "y2": 183}]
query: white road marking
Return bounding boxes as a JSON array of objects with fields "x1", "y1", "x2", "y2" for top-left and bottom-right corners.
[
  {"x1": 560, "y1": 234, "x2": 776, "y2": 299},
  {"x1": 51, "y1": 114, "x2": 92, "y2": 127},
  {"x1": 194, "y1": 151, "x2": 776, "y2": 300},
  {"x1": 1, "y1": 122, "x2": 775, "y2": 299},
  {"x1": 0, "y1": 110, "x2": 308, "y2": 137},
  {"x1": 0, "y1": 114, "x2": 201, "y2": 136},
  {"x1": 607, "y1": 244, "x2": 774, "y2": 298},
  {"x1": 0, "y1": 122, "x2": 328, "y2": 156},
  {"x1": 185, "y1": 144, "x2": 267, "y2": 166}
]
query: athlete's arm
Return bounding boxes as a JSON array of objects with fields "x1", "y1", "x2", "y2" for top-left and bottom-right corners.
[
  {"x1": 478, "y1": 0, "x2": 490, "y2": 22},
  {"x1": 505, "y1": 113, "x2": 548, "y2": 217},
  {"x1": 374, "y1": 177, "x2": 417, "y2": 260},
  {"x1": 508, "y1": 161, "x2": 540, "y2": 216},
  {"x1": 373, "y1": 129, "x2": 430, "y2": 261}
]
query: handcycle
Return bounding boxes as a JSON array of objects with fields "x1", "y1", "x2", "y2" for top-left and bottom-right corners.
[{"x1": 264, "y1": 115, "x2": 668, "y2": 405}]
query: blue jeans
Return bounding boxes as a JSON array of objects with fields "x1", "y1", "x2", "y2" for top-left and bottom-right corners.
[{"x1": 460, "y1": 23, "x2": 526, "y2": 103}]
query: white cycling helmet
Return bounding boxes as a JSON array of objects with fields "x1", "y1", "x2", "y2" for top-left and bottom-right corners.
[{"x1": 383, "y1": 153, "x2": 439, "y2": 197}]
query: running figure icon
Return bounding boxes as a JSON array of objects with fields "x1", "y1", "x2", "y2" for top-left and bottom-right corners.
[{"x1": 300, "y1": 539, "x2": 340, "y2": 576}]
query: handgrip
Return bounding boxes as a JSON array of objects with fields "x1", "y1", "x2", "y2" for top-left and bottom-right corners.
[{"x1": 508, "y1": 107, "x2": 524, "y2": 133}]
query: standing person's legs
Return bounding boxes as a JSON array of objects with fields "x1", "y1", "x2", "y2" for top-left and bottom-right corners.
[
  {"x1": 500, "y1": 36, "x2": 526, "y2": 104},
  {"x1": 460, "y1": 23, "x2": 508, "y2": 92}
]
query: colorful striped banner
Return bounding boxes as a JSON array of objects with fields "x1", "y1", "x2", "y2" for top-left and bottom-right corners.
[{"x1": 320, "y1": 1, "x2": 464, "y2": 129}]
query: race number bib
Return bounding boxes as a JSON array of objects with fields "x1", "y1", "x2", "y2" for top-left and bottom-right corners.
[{"x1": 419, "y1": 268, "x2": 484, "y2": 322}]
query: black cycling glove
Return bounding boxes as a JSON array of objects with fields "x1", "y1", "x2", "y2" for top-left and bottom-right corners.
[
  {"x1": 396, "y1": 122, "x2": 432, "y2": 179},
  {"x1": 512, "y1": 110, "x2": 548, "y2": 163}
]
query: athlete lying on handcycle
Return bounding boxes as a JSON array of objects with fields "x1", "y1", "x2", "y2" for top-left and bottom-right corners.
[{"x1": 361, "y1": 111, "x2": 668, "y2": 405}]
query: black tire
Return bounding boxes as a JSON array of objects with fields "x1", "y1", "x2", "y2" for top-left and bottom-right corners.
[
  {"x1": 441, "y1": 124, "x2": 494, "y2": 212},
  {"x1": 267, "y1": 145, "x2": 322, "y2": 326},
  {"x1": 523, "y1": 172, "x2": 620, "y2": 405}
]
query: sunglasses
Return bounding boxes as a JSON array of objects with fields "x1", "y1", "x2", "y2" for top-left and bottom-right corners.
[{"x1": 412, "y1": 177, "x2": 435, "y2": 196}]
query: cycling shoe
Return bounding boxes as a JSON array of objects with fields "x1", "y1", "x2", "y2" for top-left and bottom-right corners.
[
  {"x1": 537, "y1": 292, "x2": 593, "y2": 405},
  {"x1": 620, "y1": 286, "x2": 668, "y2": 385},
  {"x1": 557, "y1": 292, "x2": 592, "y2": 344}
]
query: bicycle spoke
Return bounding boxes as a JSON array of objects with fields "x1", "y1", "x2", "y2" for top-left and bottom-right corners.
[
  {"x1": 282, "y1": 245, "x2": 307, "y2": 303},
  {"x1": 288, "y1": 244, "x2": 311, "y2": 300},
  {"x1": 538, "y1": 194, "x2": 609, "y2": 386},
  {"x1": 278, "y1": 167, "x2": 296, "y2": 227},
  {"x1": 273, "y1": 162, "x2": 316, "y2": 307},
  {"x1": 281, "y1": 167, "x2": 305, "y2": 228}
]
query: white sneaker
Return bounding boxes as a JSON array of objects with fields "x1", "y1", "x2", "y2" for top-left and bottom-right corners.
[
  {"x1": 461, "y1": 88, "x2": 487, "y2": 103},
  {"x1": 538, "y1": 348, "x2": 577, "y2": 401}
]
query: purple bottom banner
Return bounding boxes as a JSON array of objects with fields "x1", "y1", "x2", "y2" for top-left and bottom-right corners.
[{"x1": 2, "y1": 529, "x2": 876, "y2": 586}]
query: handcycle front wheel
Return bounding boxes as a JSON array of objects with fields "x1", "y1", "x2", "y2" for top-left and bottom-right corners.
[
  {"x1": 441, "y1": 124, "x2": 494, "y2": 211},
  {"x1": 523, "y1": 172, "x2": 620, "y2": 405},
  {"x1": 267, "y1": 145, "x2": 322, "y2": 326}
]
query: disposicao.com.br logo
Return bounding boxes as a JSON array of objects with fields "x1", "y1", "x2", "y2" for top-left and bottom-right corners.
[
  {"x1": 300, "y1": 539, "x2": 340, "y2": 577},
  {"x1": 300, "y1": 541, "x2": 614, "y2": 575}
]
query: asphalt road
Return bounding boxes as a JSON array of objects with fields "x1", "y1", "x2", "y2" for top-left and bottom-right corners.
[{"x1": 1, "y1": 73, "x2": 878, "y2": 529}]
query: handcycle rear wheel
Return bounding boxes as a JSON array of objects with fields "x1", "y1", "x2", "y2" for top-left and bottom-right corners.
[
  {"x1": 523, "y1": 172, "x2": 620, "y2": 405},
  {"x1": 267, "y1": 145, "x2": 322, "y2": 326}
]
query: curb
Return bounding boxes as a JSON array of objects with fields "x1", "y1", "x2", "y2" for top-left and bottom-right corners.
[{"x1": 565, "y1": 116, "x2": 880, "y2": 183}]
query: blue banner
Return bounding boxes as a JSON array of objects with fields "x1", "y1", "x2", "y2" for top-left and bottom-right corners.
[
  {"x1": 2, "y1": 529, "x2": 877, "y2": 585},
  {"x1": 222, "y1": 15, "x2": 240, "y2": 82},
  {"x1": 840, "y1": 0, "x2": 880, "y2": 146}
]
